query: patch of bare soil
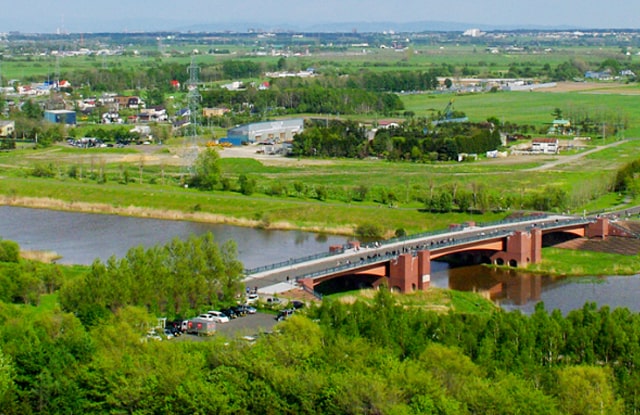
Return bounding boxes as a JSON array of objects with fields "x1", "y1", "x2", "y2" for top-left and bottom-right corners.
[{"x1": 218, "y1": 145, "x2": 335, "y2": 167}]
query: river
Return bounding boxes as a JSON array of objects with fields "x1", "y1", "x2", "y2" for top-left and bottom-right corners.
[
  {"x1": 2, "y1": 206, "x2": 639, "y2": 314},
  {"x1": 0, "y1": 206, "x2": 349, "y2": 269}
]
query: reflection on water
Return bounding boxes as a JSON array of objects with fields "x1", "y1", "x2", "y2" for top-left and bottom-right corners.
[{"x1": 432, "y1": 262, "x2": 640, "y2": 314}]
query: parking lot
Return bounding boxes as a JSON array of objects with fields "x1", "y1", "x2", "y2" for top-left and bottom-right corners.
[{"x1": 175, "y1": 312, "x2": 279, "y2": 342}]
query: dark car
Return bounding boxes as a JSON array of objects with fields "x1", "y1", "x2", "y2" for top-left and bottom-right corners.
[
  {"x1": 166, "y1": 320, "x2": 185, "y2": 334},
  {"x1": 221, "y1": 308, "x2": 237, "y2": 319},
  {"x1": 276, "y1": 309, "x2": 295, "y2": 321},
  {"x1": 291, "y1": 300, "x2": 305, "y2": 309},
  {"x1": 231, "y1": 305, "x2": 247, "y2": 317}
]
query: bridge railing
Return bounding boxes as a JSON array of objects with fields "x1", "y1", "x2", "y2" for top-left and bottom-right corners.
[
  {"x1": 245, "y1": 214, "x2": 558, "y2": 276},
  {"x1": 244, "y1": 244, "x2": 350, "y2": 275},
  {"x1": 296, "y1": 229, "x2": 516, "y2": 281},
  {"x1": 376, "y1": 214, "x2": 549, "y2": 248},
  {"x1": 528, "y1": 217, "x2": 591, "y2": 231}
]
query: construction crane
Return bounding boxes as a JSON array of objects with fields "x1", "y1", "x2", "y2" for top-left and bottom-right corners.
[{"x1": 432, "y1": 99, "x2": 469, "y2": 125}]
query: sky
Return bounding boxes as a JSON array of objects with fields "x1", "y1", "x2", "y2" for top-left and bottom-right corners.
[{"x1": 2, "y1": 0, "x2": 640, "y2": 33}]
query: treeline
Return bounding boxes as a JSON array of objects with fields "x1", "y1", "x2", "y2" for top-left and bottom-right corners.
[
  {"x1": 202, "y1": 81, "x2": 404, "y2": 116},
  {"x1": 1, "y1": 273, "x2": 639, "y2": 413},
  {"x1": 59, "y1": 233, "x2": 244, "y2": 326},
  {"x1": 291, "y1": 119, "x2": 501, "y2": 161}
]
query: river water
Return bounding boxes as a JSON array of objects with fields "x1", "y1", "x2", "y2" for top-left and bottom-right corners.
[
  {"x1": 0, "y1": 206, "x2": 348, "y2": 269},
  {"x1": 2, "y1": 206, "x2": 639, "y2": 314}
]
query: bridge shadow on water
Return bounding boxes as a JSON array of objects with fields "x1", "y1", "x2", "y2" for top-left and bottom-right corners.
[
  {"x1": 315, "y1": 274, "x2": 381, "y2": 296},
  {"x1": 314, "y1": 249, "x2": 563, "y2": 308}
]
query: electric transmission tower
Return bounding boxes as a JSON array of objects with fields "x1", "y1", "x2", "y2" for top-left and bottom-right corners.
[{"x1": 184, "y1": 55, "x2": 201, "y2": 176}]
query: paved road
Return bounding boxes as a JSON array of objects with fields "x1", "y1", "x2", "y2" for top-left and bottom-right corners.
[{"x1": 525, "y1": 139, "x2": 628, "y2": 171}]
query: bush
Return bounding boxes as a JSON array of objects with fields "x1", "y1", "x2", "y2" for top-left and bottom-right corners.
[
  {"x1": 355, "y1": 223, "x2": 385, "y2": 242},
  {"x1": 0, "y1": 240, "x2": 20, "y2": 263}
]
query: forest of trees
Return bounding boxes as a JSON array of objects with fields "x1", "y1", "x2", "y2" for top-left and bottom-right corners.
[
  {"x1": 59, "y1": 233, "x2": 244, "y2": 326},
  {"x1": 291, "y1": 119, "x2": 502, "y2": 162},
  {"x1": 0, "y1": 250, "x2": 640, "y2": 414}
]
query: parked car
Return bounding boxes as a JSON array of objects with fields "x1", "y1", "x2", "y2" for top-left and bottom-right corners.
[
  {"x1": 146, "y1": 329, "x2": 163, "y2": 341},
  {"x1": 231, "y1": 305, "x2": 247, "y2": 317},
  {"x1": 238, "y1": 304, "x2": 257, "y2": 314},
  {"x1": 197, "y1": 313, "x2": 217, "y2": 322},
  {"x1": 266, "y1": 297, "x2": 281, "y2": 305},
  {"x1": 221, "y1": 308, "x2": 238, "y2": 319},
  {"x1": 206, "y1": 310, "x2": 230, "y2": 324},
  {"x1": 291, "y1": 300, "x2": 305, "y2": 309},
  {"x1": 276, "y1": 309, "x2": 295, "y2": 321},
  {"x1": 246, "y1": 293, "x2": 259, "y2": 304}
]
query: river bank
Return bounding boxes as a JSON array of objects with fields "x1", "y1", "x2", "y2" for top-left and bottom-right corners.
[{"x1": 0, "y1": 194, "x2": 356, "y2": 237}]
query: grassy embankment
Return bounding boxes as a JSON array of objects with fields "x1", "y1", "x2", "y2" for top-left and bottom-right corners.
[
  {"x1": 1, "y1": 133, "x2": 640, "y2": 237},
  {"x1": 529, "y1": 247, "x2": 640, "y2": 277}
]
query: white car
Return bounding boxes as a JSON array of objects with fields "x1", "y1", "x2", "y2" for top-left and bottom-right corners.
[
  {"x1": 206, "y1": 310, "x2": 230, "y2": 323},
  {"x1": 246, "y1": 293, "x2": 259, "y2": 304},
  {"x1": 197, "y1": 314, "x2": 217, "y2": 322}
]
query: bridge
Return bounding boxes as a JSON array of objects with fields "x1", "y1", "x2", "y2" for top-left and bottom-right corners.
[{"x1": 244, "y1": 214, "x2": 622, "y2": 295}]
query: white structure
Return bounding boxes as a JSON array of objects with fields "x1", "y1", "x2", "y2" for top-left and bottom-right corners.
[{"x1": 531, "y1": 138, "x2": 559, "y2": 154}]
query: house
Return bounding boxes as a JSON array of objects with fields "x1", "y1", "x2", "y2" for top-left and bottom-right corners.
[
  {"x1": 547, "y1": 119, "x2": 571, "y2": 135},
  {"x1": 139, "y1": 106, "x2": 167, "y2": 122},
  {"x1": 0, "y1": 120, "x2": 15, "y2": 137},
  {"x1": 114, "y1": 96, "x2": 145, "y2": 110},
  {"x1": 376, "y1": 120, "x2": 401, "y2": 129},
  {"x1": 202, "y1": 107, "x2": 230, "y2": 118},
  {"x1": 585, "y1": 70, "x2": 612, "y2": 81},
  {"x1": 532, "y1": 138, "x2": 559, "y2": 154}
]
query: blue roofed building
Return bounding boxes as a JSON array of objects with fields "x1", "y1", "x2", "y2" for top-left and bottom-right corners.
[
  {"x1": 44, "y1": 110, "x2": 76, "y2": 125},
  {"x1": 221, "y1": 118, "x2": 304, "y2": 146}
]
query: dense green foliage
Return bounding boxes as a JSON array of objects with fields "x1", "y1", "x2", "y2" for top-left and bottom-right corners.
[
  {"x1": 291, "y1": 118, "x2": 501, "y2": 161},
  {"x1": 59, "y1": 233, "x2": 243, "y2": 324},
  {"x1": 201, "y1": 79, "x2": 404, "y2": 116},
  {"x1": 2, "y1": 268, "x2": 640, "y2": 414}
]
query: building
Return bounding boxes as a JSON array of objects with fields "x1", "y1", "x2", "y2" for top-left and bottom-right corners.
[
  {"x1": 114, "y1": 96, "x2": 145, "y2": 110},
  {"x1": 203, "y1": 107, "x2": 230, "y2": 118},
  {"x1": 531, "y1": 138, "x2": 559, "y2": 154},
  {"x1": 547, "y1": 119, "x2": 571, "y2": 135},
  {"x1": 44, "y1": 110, "x2": 76, "y2": 125},
  {"x1": 0, "y1": 120, "x2": 15, "y2": 137},
  {"x1": 222, "y1": 119, "x2": 304, "y2": 146}
]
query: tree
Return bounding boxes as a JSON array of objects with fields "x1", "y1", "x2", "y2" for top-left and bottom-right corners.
[
  {"x1": 21, "y1": 99, "x2": 43, "y2": 120},
  {"x1": 239, "y1": 174, "x2": 256, "y2": 196},
  {"x1": 189, "y1": 148, "x2": 221, "y2": 190},
  {"x1": 556, "y1": 366, "x2": 623, "y2": 415}
]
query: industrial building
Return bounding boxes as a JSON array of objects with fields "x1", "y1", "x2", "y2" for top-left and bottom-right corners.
[
  {"x1": 44, "y1": 110, "x2": 76, "y2": 125},
  {"x1": 222, "y1": 118, "x2": 304, "y2": 146}
]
